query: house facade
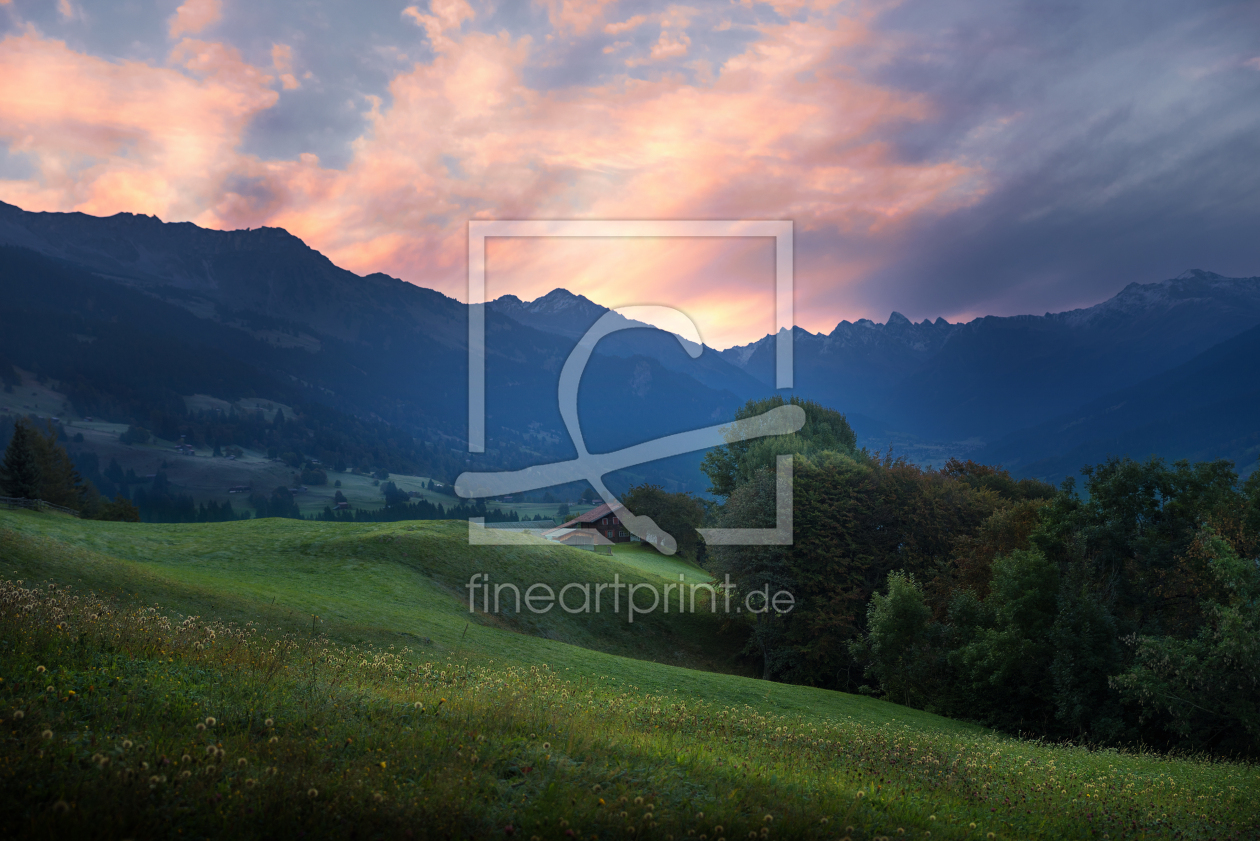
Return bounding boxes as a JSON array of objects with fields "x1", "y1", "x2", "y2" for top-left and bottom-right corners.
[{"x1": 552, "y1": 502, "x2": 635, "y2": 544}]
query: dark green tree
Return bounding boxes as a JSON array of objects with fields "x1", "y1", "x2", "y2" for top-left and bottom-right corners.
[
  {"x1": 1, "y1": 418, "x2": 41, "y2": 499},
  {"x1": 701, "y1": 395, "x2": 857, "y2": 498},
  {"x1": 96, "y1": 495, "x2": 141, "y2": 522},
  {"x1": 30, "y1": 421, "x2": 86, "y2": 509},
  {"x1": 621, "y1": 483, "x2": 706, "y2": 559}
]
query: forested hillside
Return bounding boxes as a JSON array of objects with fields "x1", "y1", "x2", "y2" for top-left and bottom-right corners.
[{"x1": 707, "y1": 399, "x2": 1260, "y2": 756}]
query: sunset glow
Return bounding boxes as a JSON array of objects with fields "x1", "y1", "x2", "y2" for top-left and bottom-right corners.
[{"x1": 2, "y1": 0, "x2": 1258, "y2": 346}]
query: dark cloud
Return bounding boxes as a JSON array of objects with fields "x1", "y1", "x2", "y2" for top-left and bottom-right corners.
[{"x1": 824, "y1": 0, "x2": 1260, "y2": 321}]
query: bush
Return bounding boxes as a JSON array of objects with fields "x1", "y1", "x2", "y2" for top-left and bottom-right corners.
[
  {"x1": 96, "y1": 495, "x2": 141, "y2": 522},
  {"x1": 118, "y1": 425, "x2": 151, "y2": 446},
  {"x1": 301, "y1": 468, "x2": 327, "y2": 486}
]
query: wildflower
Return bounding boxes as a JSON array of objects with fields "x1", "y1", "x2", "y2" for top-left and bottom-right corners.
[
  {"x1": 969, "y1": 823, "x2": 976, "y2": 830},
  {"x1": 529, "y1": 733, "x2": 536, "y2": 740},
  {"x1": 264, "y1": 718, "x2": 274, "y2": 727},
  {"x1": 45, "y1": 686, "x2": 54, "y2": 693},
  {"x1": 380, "y1": 761, "x2": 387, "y2": 769},
  {"x1": 308, "y1": 788, "x2": 319, "y2": 798},
  {"x1": 635, "y1": 797, "x2": 644, "y2": 805},
  {"x1": 373, "y1": 792, "x2": 384, "y2": 803},
  {"x1": 206, "y1": 746, "x2": 218, "y2": 756},
  {"x1": 12, "y1": 711, "x2": 23, "y2": 720},
  {"x1": 855, "y1": 790, "x2": 865, "y2": 799},
  {"x1": 592, "y1": 784, "x2": 602, "y2": 793},
  {"x1": 929, "y1": 816, "x2": 936, "y2": 821},
  {"x1": 41, "y1": 730, "x2": 53, "y2": 739},
  {"x1": 269, "y1": 736, "x2": 278, "y2": 743},
  {"x1": 205, "y1": 717, "x2": 216, "y2": 727},
  {"x1": 52, "y1": 799, "x2": 69, "y2": 814},
  {"x1": 181, "y1": 754, "x2": 191, "y2": 763},
  {"x1": 238, "y1": 758, "x2": 248, "y2": 767},
  {"x1": 763, "y1": 815, "x2": 773, "y2": 823},
  {"x1": 196, "y1": 723, "x2": 206, "y2": 731},
  {"x1": 36, "y1": 666, "x2": 45, "y2": 673},
  {"x1": 179, "y1": 770, "x2": 191, "y2": 780}
]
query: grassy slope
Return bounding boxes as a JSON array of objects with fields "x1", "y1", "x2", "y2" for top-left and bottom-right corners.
[{"x1": 1, "y1": 509, "x2": 1256, "y2": 840}]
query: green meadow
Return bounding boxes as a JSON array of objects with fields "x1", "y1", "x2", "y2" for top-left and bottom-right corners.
[{"x1": 1, "y1": 509, "x2": 1256, "y2": 840}]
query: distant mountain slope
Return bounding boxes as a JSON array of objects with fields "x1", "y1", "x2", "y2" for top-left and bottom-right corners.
[
  {"x1": 718, "y1": 270, "x2": 1260, "y2": 445},
  {"x1": 4, "y1": 199, "x2": 1257, "y2": 488},
  {"x1": 721, "y1": 316, "x2": 959, "y2": 422},
  {"x1": 974, "y1": 322, "x2": 1260, "y2": 483},
  {"x1": 0, "y1": 203, "x2": 751, "y2": 492},
  {"x1": 884, "y1": 271, "x2": 1260, "y2": 439},
  {"x1": 489, "y1": 289, "x2": 768, "y2": 399}
]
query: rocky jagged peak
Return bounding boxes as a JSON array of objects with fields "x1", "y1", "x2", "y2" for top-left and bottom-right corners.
[{"x1": 524, "y1": 288, "x2": 603, "y2": 315}]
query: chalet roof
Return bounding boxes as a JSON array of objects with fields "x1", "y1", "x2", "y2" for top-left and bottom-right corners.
[
  {"x1": 545, "y1": 528, "x2": 613, "y2": 545},
  {"x1": 557, "y1": 502, "x2": 621, "y2": 528}
]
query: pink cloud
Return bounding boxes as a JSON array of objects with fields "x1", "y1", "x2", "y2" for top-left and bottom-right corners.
[
  {"x1": 0, "y1": 31, "x2": 275, "y2": 221},
  {"x1": 604, "y1": 14, "x2": 650, "y2": 35},
  {"x1": 0, "y1": 7, "x2": 986, "y2": 348},
  {"x1": 403, "y1": 0, "x2": 474, "y2": 48},
  {"x1": 535, "y1": 0, "x2": 620, "y2": 34},
  {"x1": 271, "y1": 43, "x2": 300, "y2": 90},
  {"x1": 168, "y1": 0, "x2": 222, "y2": 39},
  {"x1": 627, "y1": 28, "x2": 690, "y2": 66},
  {"x1": 57, "y1": 0, "x2": 82, "y2": 22}
]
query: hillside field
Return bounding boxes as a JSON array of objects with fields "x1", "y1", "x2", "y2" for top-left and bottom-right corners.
[
  {"x1": 0, "y1": 509, "x2": 1256, "y2": 839},
  {"x1": 1, "y1": 373, "x2": 589, "y2": 522}
]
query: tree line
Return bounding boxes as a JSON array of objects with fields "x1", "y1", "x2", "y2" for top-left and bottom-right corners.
[
  {"x1": 705, "y1": 396, "x2": 1260, "y2": 756},
  {"x1": 1, "y1": 417, "x2": 139, "y2": 521}
]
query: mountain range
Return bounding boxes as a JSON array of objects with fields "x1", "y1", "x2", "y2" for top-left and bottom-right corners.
[{"x1": 1, "y1": 198, "x2": 1257, "y2": 491}]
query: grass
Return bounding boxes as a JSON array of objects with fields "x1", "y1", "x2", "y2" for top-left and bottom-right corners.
[
  {"x1": 1, "y1": 509, "x2": 1257, "y2": 840},
  {"x1": 610, "y1": 542, "x2": 713, "y2": 585}
]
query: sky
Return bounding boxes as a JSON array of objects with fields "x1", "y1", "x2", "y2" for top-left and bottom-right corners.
[{"x1": 1, "y1": 0, "x2": 1259, "y2": 349}]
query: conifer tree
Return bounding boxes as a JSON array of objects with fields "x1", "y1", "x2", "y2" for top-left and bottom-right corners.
[
  {"x1": 29, "y1": 421, "x2": 85, "y2": 509},
  {"x1": 1, "y1": 419, "x2": 41, "y2": 499}
]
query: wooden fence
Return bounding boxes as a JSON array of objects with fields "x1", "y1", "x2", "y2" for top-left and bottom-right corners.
[{"x1": 0, "y1": 497, "x2": 81, "y2": 517}]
